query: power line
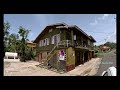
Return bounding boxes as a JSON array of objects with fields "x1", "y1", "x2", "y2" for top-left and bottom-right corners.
[
  {"x1": 86, "y1": 31, "x2": 114, "y2": 34},
  {"x1": 96, "y1": 32, "x2": 115, "y2": 43}
]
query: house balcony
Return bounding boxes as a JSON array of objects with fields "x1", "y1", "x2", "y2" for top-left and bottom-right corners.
[
  {"x1": 56, "y1": 40, "x2": 94, "y2": 50},
  {"x1": 74, "y1": 41, "x2": 91, "y2": 50},
  {"x1": 57, "y1": 40, "x2": 73, "y2": 48}
]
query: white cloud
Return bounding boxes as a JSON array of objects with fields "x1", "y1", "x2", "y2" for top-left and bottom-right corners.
[
  {"x1": 29, "y1": 32, "x2": 33, "y2": 37},
  {"x1": 90, "y1": 14, "x2": 110, "y2": 26},
  {"x1": 107, "y1": 35, "x2": 116, "y2": 43},
  {"x1": 33, "y1": 14, "x2": 48, "y2": 26},
  {"x1": 90, "y1": 19, "x2": 98, "y2": 26},
  {"x1": 98, "y1": 14, "x2": 109, "y2": 20},
  {"x1": 114, "y1": 29, "x2": 116, "y2": 34},
  {"x1": 104, "y1": 14, "x2": 109, "y2": 17},
  {"x1": 28, "y1": 32, "x2": 34, "y2": 41},
  {"x1": 106, "y1": 29, "x2": 116, "y2": 43}
]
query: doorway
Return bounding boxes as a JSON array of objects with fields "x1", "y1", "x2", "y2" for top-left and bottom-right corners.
[
  {"x1": 75, "y1": 51, "x2": 82, "y2": 66},
  {"x1": 84, "y1": 51, "x2": 88, "y2": 62},
  {"x1": 92, "y1": 51, "x2": 94, "y2": 58},
  {"x1": 38, "y1": 53, "x2": 42, "y2": 62}
]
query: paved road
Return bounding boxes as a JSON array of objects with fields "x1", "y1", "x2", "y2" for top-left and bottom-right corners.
[{"x1": 95, "y1": 49, "x2": 116, "y2": 76}]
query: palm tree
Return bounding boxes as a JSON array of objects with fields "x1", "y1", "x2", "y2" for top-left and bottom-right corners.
[{"x1": 18, "y1": 26, "x2": 31, "y2": 62}]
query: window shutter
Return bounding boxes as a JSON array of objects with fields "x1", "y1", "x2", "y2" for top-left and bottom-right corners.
[
  {"x1": 74, "y1": 35, "x2": 76, "y2": 40},
  {"x1": 44, "y1": 39, "x2": 46, "y2": 46},
  {"x1": 39, "y1": 41, "x2": 41, "y2": 47},
  {"x1": 43, "y1": 39, "x2": 46, "y2": 46},
  {"x1": 52, "y1": 36, "x2": 54, "y2": 44},
  {"x1": 57, "y1": 34, "x2": 60, "y2": 43},
  {"x1": 47, "y1": 38, "x2": 49, "y2": 45},
  {"x1": 45, "y1": 38, "x2": 47, "y2": 46},
  {"x1": 41, "y1": 40, "x2": 43, "y2": 46}
]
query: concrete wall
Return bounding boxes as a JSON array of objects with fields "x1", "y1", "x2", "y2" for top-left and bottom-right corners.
[
  {"x1": 66, "y1": 47, "x2": 75, "y2": 66},
  {"x1": 66, "y1": 47, "x2": 75, "y2": 71},
  {"x1": 4, "y1": 52, "x2": 20, "y2": 62},
  {"x1": 4, "y1": 59, "x2": 20, "y2": 62}
]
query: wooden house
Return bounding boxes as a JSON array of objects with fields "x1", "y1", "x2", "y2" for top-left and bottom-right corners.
[
  {"x1": 26, "y1": 41, "x2": 36, "y2": 50},
  {"x1": 34, "y1": 23, "x2": 96, "y2": 72},
  {"x1": 100, "y1": 45, "x2": 111, "y2": 52}
]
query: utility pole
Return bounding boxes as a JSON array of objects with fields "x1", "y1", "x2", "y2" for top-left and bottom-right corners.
[{"x1": 104, "y1": 39, "x2": 106, "y2": 44}]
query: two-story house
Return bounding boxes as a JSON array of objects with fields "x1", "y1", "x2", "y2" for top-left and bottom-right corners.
[{"x1": 34, "y1": 22, "x2": 96, "y2": 72}]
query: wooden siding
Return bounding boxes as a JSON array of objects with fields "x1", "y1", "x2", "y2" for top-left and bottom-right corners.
[
  {"x1": 38, "y1": 28, "x2": 60, "y2": 52},
  {"x1": 66, "y1": 47, "x2": 75, "y2": 66}
]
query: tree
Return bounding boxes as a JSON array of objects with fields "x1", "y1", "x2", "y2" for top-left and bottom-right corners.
[
  {"x1": 104, "y1": 42, "x2": 116, "y2": 49},
  {"x1": 8, "y1": 33, "x2": 18, "y2": 52},
  {"x1": 4, "y1": 21, "x2": 10, "y2": 51},
  {"x1": 18, "y1": 26, "x2": 31, "y2": 62},
  {"x1": 16, "y1": 39, "x2": 22, "y2": 51},
  {"x1": 4, "y1": 21, "x2": 10, "y2": 37}
]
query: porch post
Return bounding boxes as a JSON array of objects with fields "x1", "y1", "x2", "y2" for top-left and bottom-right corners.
[
  {"x1": 82, "y1": 52, "x2": 84, "y2": 64},
  {"x1": 38, "y1": 53, "x2": 39, "y2": 62},
  {"x1": 71, "y1": 30, "x2": 74, "y2": 46},
  {"x1": 90, "y1": 51, "x2": 92, "y2": 60},
  {"x1": 67, "y1": 40, "x2": 68, "y2": 47},
  {"x1": 88, "y1": 51, "x2": 89, "y2": 61},
  {"x1": 81, "y1": 36, "x2": 83, "y2": 47},
  {"x1": 91, "y1": 51, "x2": 92, "y2": 59}
]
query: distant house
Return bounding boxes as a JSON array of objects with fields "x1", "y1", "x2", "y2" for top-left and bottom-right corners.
[
  {"x1": 100, "y1": 45, "x2": 111, "y2": 52},
  {"x1": 34, "y1": 22, "x2": 96, "y2": 72},
  {"x1": 26, "y1": 41, "x2": 36, "y2": 50}
]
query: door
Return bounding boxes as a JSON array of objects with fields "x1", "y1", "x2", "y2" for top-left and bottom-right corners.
[
  {"x1": 38, "y1": 53, "x2": 42, "y2": 62},
  {"x1": 75, "y1": 51, "x2": 81, "y2": 66},
  {"x1": 84, "y1": 51, "x2": 88, "y2": 62}
]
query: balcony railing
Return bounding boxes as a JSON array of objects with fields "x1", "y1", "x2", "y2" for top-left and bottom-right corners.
[
  {"x1": 58, "y1": 40, "x2": 72, "y2": 47},
  {"x1": 57, "y1": 40, "x2": 93, "y2": 49},
  {"x1": 74, "y1": 41, "x2": 92, "y2": 49}
]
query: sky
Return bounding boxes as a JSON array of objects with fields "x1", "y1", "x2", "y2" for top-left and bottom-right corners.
[{"x1": 4, "y1": 14, "x2": 116, "y2": 45}]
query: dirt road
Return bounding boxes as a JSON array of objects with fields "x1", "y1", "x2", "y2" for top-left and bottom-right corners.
[
  {"x1": 4, "y1": 58, "x2": 101, "y2": 76},
  {"x1": 95, "y1": 49, "x2": 116, "y2": 76}
]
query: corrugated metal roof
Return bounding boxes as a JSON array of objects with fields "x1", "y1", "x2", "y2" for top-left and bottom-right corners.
[{"x1": 34, "y1": 22, "x2": 96, "y2": 43}]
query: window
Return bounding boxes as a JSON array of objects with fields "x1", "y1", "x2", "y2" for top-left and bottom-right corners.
[
  {"x1": 41, "y1": 40, "x2": 43, "y2": 46},
  {"x1": 51, "y1": 35, "x2": 54, "y2": 44},
  {"x1": 57, "y1": 34, "x2": 60, "y2": 44},
  {"x1": 43, "y1": 39, "x2": 46, "y2": 46},
  {"x1": 42, "y1": 38, "x2": 49, "y2": 46},
  {"x1": 45, "y1": 39, "x2": 47, "y2": 46},
  {"x1": 49, "y1": 29, "x2": 52, "y2": 33},
  {"x1": 47, "y1": 38, "x2": 49, "y2": 45},
  {"x1": 45, "y1": 38, "x2": 48, "y2": 46},
  {"x1": 39, "y1": 40, "x2": 41, "y2": 47},
  {"x1": 74, "y1": 35, "x2": 76, "y2": 40},
  {"x1": 39, "y1": 40, "x2": 43, "y2": 47},
  {"x1": 51, "y1": 34, "x2": 60, "y2": 44},
  {"x1": 49, "y1": 36, "x2": 52, "y2": 44},
  {"x1": 88, "y1": 39, "x2": 90, "y2": 45}
]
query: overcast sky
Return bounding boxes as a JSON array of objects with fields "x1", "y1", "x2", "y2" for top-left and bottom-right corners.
[{"x1": 4, "y1": 14, "x2": 116, "y2": 45}]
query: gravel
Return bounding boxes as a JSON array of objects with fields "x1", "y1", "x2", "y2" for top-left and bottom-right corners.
[
  {"x1": 4, "y1": 58, "x2": 102, "y2": 76},
  {"x1": 95, "y1": 49, "x2": 116, "y2": 76}
]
